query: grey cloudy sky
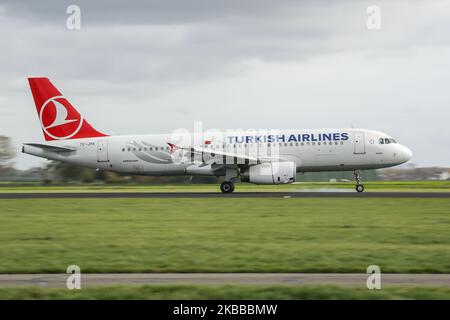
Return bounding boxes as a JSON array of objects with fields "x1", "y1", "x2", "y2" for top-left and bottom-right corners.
[{"x1": 1, "y1": 0, "x2": 449, "y2": 169}]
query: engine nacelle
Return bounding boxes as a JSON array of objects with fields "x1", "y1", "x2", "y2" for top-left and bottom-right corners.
[{"x1": 240, "y1": 162, "x2": 296, "y2": 184}]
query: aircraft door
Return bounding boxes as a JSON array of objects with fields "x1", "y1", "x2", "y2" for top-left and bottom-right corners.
[
  {"x1": 353, "y1": 131, "x2": 366, "y2": 154},
  {"x1": 97, "y1": 140, "x2": 109, "y2": 162}
]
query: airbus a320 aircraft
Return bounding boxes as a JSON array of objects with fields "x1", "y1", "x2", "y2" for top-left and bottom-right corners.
[{"x1": 23, "y1": 78, "x2": 412, "y2": 193}]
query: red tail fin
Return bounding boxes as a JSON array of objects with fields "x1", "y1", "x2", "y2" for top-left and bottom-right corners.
[{"x1": 28, "y1": 77, "x2": 107, "y2": 141}]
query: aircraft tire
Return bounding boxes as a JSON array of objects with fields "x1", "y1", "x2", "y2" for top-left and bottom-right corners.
[{"x1": 220, "y1": 181, "x2": 234, "y2": 193}]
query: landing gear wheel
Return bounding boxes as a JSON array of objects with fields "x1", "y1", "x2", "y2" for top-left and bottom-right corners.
[
  {"x1": 220, "y1": 181, "x2": 235, "y2": 193},
  {"x1": 353, "y1": 170, "x2": 365, "y2": 193}
]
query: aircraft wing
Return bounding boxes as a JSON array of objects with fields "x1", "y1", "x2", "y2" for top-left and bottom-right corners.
[
  {"x1": 168, "y1": 143, "x2": 261, "y2": 165},
  {"x1": 23, "y1": 143, "x2": 76, "y2": 153}
]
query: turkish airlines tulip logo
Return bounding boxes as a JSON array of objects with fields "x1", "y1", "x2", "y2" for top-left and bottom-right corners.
[{"x1": 39, "y1": 95, "x2": 84, "y2": 139}]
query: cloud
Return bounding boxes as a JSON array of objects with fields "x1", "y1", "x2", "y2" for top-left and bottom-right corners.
[
  {"x1": 0, "y1": 0, "x2": 449, "y2": 168},
  {"x1": 1, "y1": 0, "x2": 300, "y2": 24}
]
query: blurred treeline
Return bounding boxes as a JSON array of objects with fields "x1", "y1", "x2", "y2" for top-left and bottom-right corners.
[
  {"x1": 43, "y1": 161, "x2": 218, "y2": 184},
  {"x1": 2, "y1": 160, "x2": 219, "y2": 184}
]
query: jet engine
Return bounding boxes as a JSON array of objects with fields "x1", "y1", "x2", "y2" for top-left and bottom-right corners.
[{"x1": 240, "y1": 162, "x2": 296, "y2": 184}]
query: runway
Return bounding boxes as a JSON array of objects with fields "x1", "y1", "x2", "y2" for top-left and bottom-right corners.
[
  {"x1": 0, "y1": 273, "x2": 448, "y2": 288},
  {"x1": 0, "y1": 192, "x2": 449, "y2": 199}
]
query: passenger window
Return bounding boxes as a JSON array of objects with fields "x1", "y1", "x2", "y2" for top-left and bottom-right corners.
[
  {"x1": 385, "y1": 138, "x2": 390, "y2": 144},
  {"x1": 379, "y1": 138, "x2": 384, "y2": 145}
]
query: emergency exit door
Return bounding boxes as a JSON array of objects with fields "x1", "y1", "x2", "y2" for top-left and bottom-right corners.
[
  {"x1": 353, "y1": 131, "x2": 366, "y2": 154},
  {"x1": 97, "y1": 140, "x2": 109, "y2": 162}
]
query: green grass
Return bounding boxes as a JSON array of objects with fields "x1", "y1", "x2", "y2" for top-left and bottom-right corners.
[
  {"x1": 0, "y1": 198, "x2": 449, "y2": 273},
  {"x1": 0, "y1": 181, "x2": 449, "y2": 193},
  {"x1": 0, "y1": 285, "x2": 449, "y2": 300}
]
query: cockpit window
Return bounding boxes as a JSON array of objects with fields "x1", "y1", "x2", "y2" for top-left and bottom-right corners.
[
  {"x1": 385, "y1": 138, "x2": 397, "y2": 144},
  {"x1": 379, "y1": 138, "x2": 397, "y2": 144}
]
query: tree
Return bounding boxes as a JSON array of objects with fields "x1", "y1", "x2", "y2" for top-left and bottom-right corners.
[
  {"x1": 0, "y1": 136, "x2": 15, "y2": 173},
  {"x1": 46, "y1": 161, "x2": 98, "y2": 183}
]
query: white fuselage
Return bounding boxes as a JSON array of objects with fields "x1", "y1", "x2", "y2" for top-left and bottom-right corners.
[{"x1": 23, "y1": 128, "x2": 412, "y2": 177}]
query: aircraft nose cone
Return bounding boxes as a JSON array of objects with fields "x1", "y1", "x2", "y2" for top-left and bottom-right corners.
[
  {"x1": 404, "y1": 146, "x2": 413, "y2": 161},
  {"x1": 397, "y1": 145, "x2": 412, "y2": 163}
]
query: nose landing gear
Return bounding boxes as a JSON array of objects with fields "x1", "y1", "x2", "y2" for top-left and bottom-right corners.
[
  {"x1": 356, "y1": 184, "x2": 365, "y2": 192},
  {"x1": 354, "y1": 170, "x2": 365, "y2": 192}
]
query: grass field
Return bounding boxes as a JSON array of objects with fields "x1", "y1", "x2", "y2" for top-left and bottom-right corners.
[
  {"x1": 0, "y1": 285, "x2": 449, "y2": 300},
  {"x1": 0, "y1": 181, "x2": 450, "y2": 193},
  {"x1": 0, "y1": 198, "x2": 449, "y2": 273}
]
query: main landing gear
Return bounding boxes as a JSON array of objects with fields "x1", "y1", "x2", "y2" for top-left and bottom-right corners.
[
  {"x1": 220, "y1": 168, "x2": 238, "y2": 193},
  {"x1": 220, "y1": 181, "x2": 235, "y2": 193},
  {"x1": 354, "y1": 170, "x2": 365, "y2": 193}
]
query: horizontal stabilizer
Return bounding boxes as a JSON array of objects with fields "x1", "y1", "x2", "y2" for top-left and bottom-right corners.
[{"x1": 23, "y1": 143, "x2": 75, "y2": 153}]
